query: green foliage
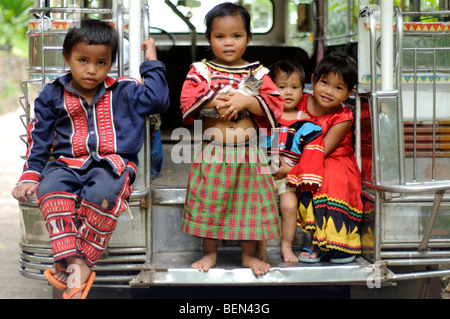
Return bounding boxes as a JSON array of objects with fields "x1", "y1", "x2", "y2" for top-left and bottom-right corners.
[{"x1": 0, "y1": 0, "x2": 33, "y2": 52}]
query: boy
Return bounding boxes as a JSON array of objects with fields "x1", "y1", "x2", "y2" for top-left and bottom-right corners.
[
  {"x1": 268, "y1": 60, "x2": 324, "y2": 262},
  {"x1": 12, "y1": 19, "x2": 169, "y2": 298}
]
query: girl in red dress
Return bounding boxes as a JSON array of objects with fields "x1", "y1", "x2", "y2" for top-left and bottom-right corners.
[{"x1": 297, "y1": 53, "x2": 362, "y2": 263}]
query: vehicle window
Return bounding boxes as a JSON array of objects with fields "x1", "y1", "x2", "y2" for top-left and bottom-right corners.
[{"x1": 148, "y1": 0, "x2": 273, "y2": 34}]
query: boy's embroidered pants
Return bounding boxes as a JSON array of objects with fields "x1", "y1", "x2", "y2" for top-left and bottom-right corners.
[{"x1": 35, "y1": 161, "x2": 133, "y2": 267}]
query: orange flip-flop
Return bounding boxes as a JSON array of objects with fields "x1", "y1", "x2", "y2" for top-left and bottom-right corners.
[
  {"x1": 43, "y1": 263, "x2": 68, "y2": 290},
  {"x1": 63, "y1": 271, "x2": 96, "y2": 299}
]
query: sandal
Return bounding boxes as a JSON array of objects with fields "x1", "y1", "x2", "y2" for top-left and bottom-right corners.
[
  {"x1": 329, "y1": 251, "x2": 355, "y2": 264},
  {"x1": 44, "y1": 263, "x2": 68, "y2": 291},
  {"x1": 63, "y1": 271, "x2": 96, "y2": 299},
  {"x1": 297, "y1": 247, "x2": 325, "y2": 263}
]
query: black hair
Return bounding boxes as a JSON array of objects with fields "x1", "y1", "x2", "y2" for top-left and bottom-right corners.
[
  {"x1": 312, "y1": 53, "x2": 357, "y2": 92},
  {"x1": 63, "y1": 19, "x2": 119, "y2": 63},
  {"x1": 205, "y1": 2, "x2": 252, "y2": 41},
  {"x1": 269, "y1": 60, "x2": 306, "y2": 91}
]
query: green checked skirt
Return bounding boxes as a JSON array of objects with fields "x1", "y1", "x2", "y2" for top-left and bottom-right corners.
[{"x1": 181, "y1": 139, "x2": 281, "y2": 241}]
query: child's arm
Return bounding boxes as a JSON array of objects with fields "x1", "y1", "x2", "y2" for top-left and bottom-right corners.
[
  {"x1": 324, "y1": 120, "x2": 352, "y2": 157},
  {"x1": 15, "y1": 85, "x2": 56, "y2": 186},
  {"x1": 272, "y1": 157, "x2": 292, "y2": 180},
  {"x1": 141, "y1": 38, "x2": 157, "y2": 61},
  {"x1": 180, "y1": 65, "x2": 218, "y2": 125},
  {"x1": 131, "y1": 38, "x2": 170, "y2": 116}
]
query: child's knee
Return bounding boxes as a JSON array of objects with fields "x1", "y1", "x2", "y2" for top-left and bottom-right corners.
[{"x1": 281, "y1": 202, "x2": 297, "y2": 217}]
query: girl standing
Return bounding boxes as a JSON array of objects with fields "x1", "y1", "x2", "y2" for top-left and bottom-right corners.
[
  {"x1": 297, "y1": 53, "x2": 363, "y2": 263},
  {"x1": 180, "y1": 3, "x2": 284, "y2": 276}
]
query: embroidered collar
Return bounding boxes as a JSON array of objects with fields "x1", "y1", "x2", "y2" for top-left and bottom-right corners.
[{"x1": 201, "y1": 59, "x2": 263, "y2": 74}]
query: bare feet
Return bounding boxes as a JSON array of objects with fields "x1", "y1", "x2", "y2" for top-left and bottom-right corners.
[
  {"x1": 281, "y1": 242, "x2": 298, "y2": 262},
  {"x1": 191, "y1": 253, "x2": 217, "y2": 272},
  {"x1": 50, "y1": 263, "x2": 69, "y2": 284},
  {"x1": 242, "y1": 255, "x2": 271, "y2": 276},
  {"x1": 191, "y1": 238, "x2": 218, "y2": 272},
  {"x1": 255, "y1": 241, "x2": 267, "y2": 261},
  {"x1": 242, "y1": 241, "x2": 270, "y2": 276},
  {"x1": 64, "y1": 257, "x2": 93, "y2": 299}
]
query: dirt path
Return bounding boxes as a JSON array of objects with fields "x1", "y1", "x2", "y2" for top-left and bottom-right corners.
[{"x1": 0, "y1": 108, "x2": 52, "y2": 299}]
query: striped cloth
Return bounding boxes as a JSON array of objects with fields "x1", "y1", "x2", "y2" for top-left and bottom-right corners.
[{"x1": 181, "y1": 140, "x2": 281, "y2": 241}]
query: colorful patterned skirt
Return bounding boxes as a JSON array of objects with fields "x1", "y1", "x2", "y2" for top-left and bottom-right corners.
[
  {"x1": 181, "y1": 139, "x2": 281, "y2": 241},
  {"x1": 298, "y1": 154, "x2": 363, "y2": 255}
]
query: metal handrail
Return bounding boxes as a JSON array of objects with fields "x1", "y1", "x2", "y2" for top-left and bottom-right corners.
[
  {"x1": 29, "y1": 7, "x2": 113, "y2": 15},
  {"x1": 362, "y1": 6, "x2": 450, "y2": 258},
  {"x1": 362, "y1": 180, "x2": 450, "y2": 194}
]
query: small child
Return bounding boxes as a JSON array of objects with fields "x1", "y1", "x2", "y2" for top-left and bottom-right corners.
[
  {"x1": 180, "y1": 3, "x2": 284, "y2": 276},
  {"x1": 268, "y1": 60, "x2": 325, "y2": 262},
  {"x1": 11, "y1": 19, "x2": 169, "y2": 298},
  {"x1": 296, "y1": 52, "x2": 362, "y2": 264}
]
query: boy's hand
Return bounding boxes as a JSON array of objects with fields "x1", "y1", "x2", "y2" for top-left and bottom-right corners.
[
  {"x1": 12, "y1": 183, "x2": 37, "y2": 203},
  {"x1": 141, "y1": 38, "x2": 157, "y2": 61}
]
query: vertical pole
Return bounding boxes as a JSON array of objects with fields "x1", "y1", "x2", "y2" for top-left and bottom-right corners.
[
  {"x1": 380, "y1": 0, "x2": 393, "y2": 91},
  {"x1": 129, "y1": 0, "x2": 142, "y2": 79}
]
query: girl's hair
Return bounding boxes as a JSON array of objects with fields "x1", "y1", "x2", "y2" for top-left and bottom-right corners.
[
  {"x1": 205, "y1": 2, "x2": 252, "y2": 41},
  {"x1": 269, "y1": 60, "x2": 306, "y2": 91},
  {"x1": 63, "y1": 19, "x2": 119, "y2": 63},
  {"x1": 312, "y1": 53, "x2": 357, "y2": 92}
]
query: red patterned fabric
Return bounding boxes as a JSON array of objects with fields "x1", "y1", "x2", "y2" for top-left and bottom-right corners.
[
  {"x1": 180, "y1": 59, "x2": 283, "y2": 131},
  {"x1": 297, "y1": 94, "x2": 363, "y2": 254}
]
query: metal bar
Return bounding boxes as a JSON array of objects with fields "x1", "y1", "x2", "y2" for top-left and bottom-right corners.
[
  {"x1": 413, "y1": 49, "x2": 418, "y2": 181},
  {"x1": 401, "y1": 10, "x2": 450, "y2": 17},
  {"x1": 384, "y1": 258, "x2": 450, "y2": 266},
  {"x1": 432, "y1": 49, "x2": 437, "y2": 181},
  {"x1": 366, "y1": 9, "x2": 382, "y2": 262},
  {"x1": 393, "y1": 269, "x2": 450, "y2": 281},
  {"x1": 142, "y1": 3, "x2": 153, "y2": 266},
  {"x1": 362, "y1": 180, "x2": 450, "y2": 193},
  {"x1": 116, "y1": 4, "x2": 124, "y2": 77},
  {"x1": 143, "y1": 4, "x2": 150, "y2": 38},
  {"x1": 40, "y1": 12, "x2": 46, "y2": 83},
  {"x1": 418, "y1": 190, "x2": 445, "y2": 251},
  {"x1": 394, "y1": 6, "x2": 406, "y2": 186},
  {"x1": 381, "y1": 251, "x2": 450, "y2": 258},
  {"x1": 29, "y1": 7, "x2": 112, "y2": 15}
]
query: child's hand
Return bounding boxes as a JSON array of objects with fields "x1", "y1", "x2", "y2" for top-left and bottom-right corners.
[
  {"x1": 216, "y1": 91, "x2": 251, "y2": 121},
  {"x1": 11, "y1": 182, "x2": 37, "y2": 203},
  {"x1": 141, "y1": 38, "x2": 157, "y2": 61},
  {"x1": 272, "y1": 157, "x2": 291, "y2": 179}
]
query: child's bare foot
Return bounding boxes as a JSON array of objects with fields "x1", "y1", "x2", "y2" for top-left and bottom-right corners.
[
  {"x1": 255, "y1": 241, "x2": 267, "y2": 261},
  {"x1": 242, "y1": 241, "x2": 270, "y2": 276},
  {"x1": 281, "y1": 246, "x2": 298, "y2": 262},
  {"x1": 50, "y1": 263, "x2": 68, "y2": 283},
  {"x1": 64, "y1": 257, "x2": 93, "y2": 299},
  {"x1": 242, "y1": 255, "x2": 271, "y2": 276},
  {"x1": 191, "y1": 253, "x2": 217, "y2": 272},
  {"x1": 192, "y1": 238, "x2": 218, "y2": 272}
]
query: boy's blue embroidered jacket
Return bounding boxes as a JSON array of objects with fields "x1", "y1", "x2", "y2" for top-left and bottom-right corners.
[{"x1": 18, "y1": 60, "x2": 169, "y2": 184}]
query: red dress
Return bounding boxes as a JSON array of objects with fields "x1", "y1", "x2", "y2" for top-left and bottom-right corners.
[{"x1": 297, "y1": 94, "x2": 363, "y2": 255}]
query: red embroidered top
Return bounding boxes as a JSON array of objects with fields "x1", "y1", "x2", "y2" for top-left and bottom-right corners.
[{"x1": 180, "y1": 59, "x2": 284, "y2": 130}]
